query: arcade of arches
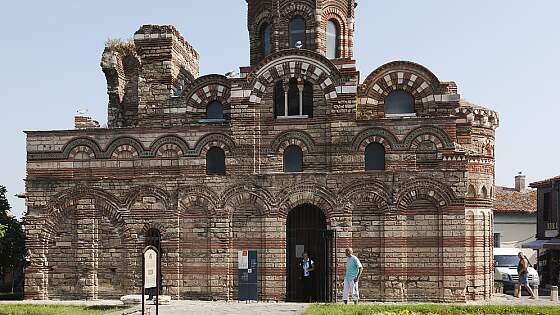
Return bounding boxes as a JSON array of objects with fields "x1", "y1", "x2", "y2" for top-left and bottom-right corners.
[{"x1": 25, "y1": 177, "x2": 493, "y2": 302}]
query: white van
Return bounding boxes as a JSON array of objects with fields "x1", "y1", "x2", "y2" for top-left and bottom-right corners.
[{"x1": 493, "y1": 248, "x2": 539, "y2": 290}]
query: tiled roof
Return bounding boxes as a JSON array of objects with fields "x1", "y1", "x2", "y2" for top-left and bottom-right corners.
[
  {"x1": 493, "y1": 186, "x2": 537, "y2": 214},
  {"x1": 530, "y1": 175, "x2": 560, "y2": 188}
]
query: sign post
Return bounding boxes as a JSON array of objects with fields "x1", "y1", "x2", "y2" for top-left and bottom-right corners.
[{"x1": 142, "y1": 246, "x2": 160, "y2": 315}]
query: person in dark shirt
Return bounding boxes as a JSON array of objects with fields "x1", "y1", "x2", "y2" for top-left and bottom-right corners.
[{"x1": 300, "y1": 252, "x2": 315, "y2": 302}]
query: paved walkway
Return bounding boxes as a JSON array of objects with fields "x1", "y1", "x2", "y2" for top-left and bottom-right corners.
[
  {"x1": 0, "y1": 300, "x2": 310, "y2": 315},
  {"x1": 467, "y1": 293, "x2": 560, "y2": 306},
  {"x1": 157, "y1": 301, "x2": 308, "y2": 315}
]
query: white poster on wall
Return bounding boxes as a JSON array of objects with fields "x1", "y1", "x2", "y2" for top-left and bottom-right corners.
[
  {"x1": 296, "y1": 245, "x2": 305, "y2": 258},
  {"x1": 238, "y1": 250, "x2": 249, "y2": 269},
  {"x1": 144, "y1": 248, "x2": 157, "y2": 289}
]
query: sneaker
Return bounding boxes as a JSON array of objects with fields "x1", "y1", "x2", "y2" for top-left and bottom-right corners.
[{"x1": 529, "y1": 296, "x2": 537, "y2": 300}]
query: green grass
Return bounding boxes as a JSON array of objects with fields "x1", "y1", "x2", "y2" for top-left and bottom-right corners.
[
  {"x1": 0, "y1": 305, "x2": 127, "y2": 315},
  {"x1": 304, "y1": 304, "x2": 560, "y2": 315}
]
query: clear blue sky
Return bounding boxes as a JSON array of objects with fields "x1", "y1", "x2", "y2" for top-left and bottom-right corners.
[{"x1": 1, "y1": 1, "x2": 559, "y2": 217}]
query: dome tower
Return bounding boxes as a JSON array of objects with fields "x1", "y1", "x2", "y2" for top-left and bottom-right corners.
[{"x1": 246, "y1": 0, "x2": 357, "y2": 65}]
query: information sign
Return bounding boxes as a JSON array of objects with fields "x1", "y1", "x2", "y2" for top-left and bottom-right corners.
[{"x1": 144, "y1": 248, "x2": 157, "y2": 289}]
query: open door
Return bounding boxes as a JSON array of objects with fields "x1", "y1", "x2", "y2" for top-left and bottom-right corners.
[
  {"x1": 323, "y1": 229, "x2": 337, "y2": 303},
  {"x1": 286, "y1": 205, "x2": 327, "y2": 302}
]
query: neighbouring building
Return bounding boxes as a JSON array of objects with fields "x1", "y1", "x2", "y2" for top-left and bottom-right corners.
[
  {"x1": 524, "y1": 176, "x2": 560, "y2": 288},
  {"x1": 493, "y1": 174, "x2": 537, "y2": 262},
  {"x1": 23, "y1": 0, "x2": 499, "y2": 302}
]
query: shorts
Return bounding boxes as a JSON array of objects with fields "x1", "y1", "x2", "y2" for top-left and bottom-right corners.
[{"x1": 519, "y1": 272, "x2": 528, "y2": 285}]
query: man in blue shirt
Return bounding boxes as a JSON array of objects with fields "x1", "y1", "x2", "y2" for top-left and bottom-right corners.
[{"x1": 343, "y1": 248, "x2": 363, "y2": 304}]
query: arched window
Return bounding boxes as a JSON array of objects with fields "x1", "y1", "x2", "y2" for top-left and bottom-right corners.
[
  {"x1": 283, "y1": 145, "x2": 303, "y2": 173},
  {"x1": 481, "y1": 186, "x2": 488, "y2": 199},
  {"x1": 289, "y1": 17, "x2": 306, "y2": 48},
  {"x1": 365, "y1": 143, "x2": 385, "y2": 171},
  {"x1": 206, "y1": 147, "x2": 226, "y2": 175},
  {"x1": 467, "y1": 185, "x2": 476, "y2": 198},
  {"x1": 274, "y1": 79, "x2": 313, "y2": 118},
  {"x1": 385, "y1": 90, "x2": 415, "y2": 115},
  {"x1": 262, "y1": 23, "x2": 272, "y2": 56},
  {"x1": 206, "y1": 101, "x2": 224, "y2": 120},
  {"x1": 326, "y1": 20, "x2": 339, "y2": 59}
]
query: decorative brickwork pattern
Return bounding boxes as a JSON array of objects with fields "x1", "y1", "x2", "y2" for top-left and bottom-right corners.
[{"x1": 24, "y1": 1, "x2": 499, "y2": 303}]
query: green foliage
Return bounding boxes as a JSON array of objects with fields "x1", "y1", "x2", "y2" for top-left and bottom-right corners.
[
  {"x1": 0, "y1": 224, "x2": 5, "y2": 239},
  {"x1": 0, "y1": 185, "x2": 27, "y2": 293},
  {"x1": 105, "y1": 38, "x2": 135, "y2": 55},
  {"x1": 0, "y1": 186, "x2": 10, "y2": 214},
  {"x1": 0, "y1": 305, "x2": 127, "y2": 315},
  {"x1": 304, "y1": 304, "x2": 560, "y2": 315}
]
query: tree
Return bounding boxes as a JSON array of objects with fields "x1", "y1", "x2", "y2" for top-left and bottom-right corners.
[
  {"x1": 0, "y1": 186, "x2": 9, "y2": 240},
  {"x1": 0, "y1": 185, "x2": 27, "y2": 294}
]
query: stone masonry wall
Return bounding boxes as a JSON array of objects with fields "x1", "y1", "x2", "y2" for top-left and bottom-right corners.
[{"x1": 24, "y1": 8, "x2": 498, "y2": 302}]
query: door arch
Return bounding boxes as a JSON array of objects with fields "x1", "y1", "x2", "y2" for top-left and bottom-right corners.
[{"x1": 286, "y1": 204, "x2": 328, "y2": 302}]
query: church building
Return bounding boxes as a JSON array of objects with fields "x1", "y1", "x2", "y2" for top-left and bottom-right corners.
[{"x1": 23, "y1": 0, "x2": 499, "y2": 302}]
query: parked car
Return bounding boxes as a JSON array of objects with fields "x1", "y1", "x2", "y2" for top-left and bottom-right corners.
[{"x1": 493, "y1": 248, "x2": 539, "y2": 290}]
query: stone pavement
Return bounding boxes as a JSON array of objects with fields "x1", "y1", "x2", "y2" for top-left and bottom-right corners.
[
  {"x1": 0, "y1": 300, "x2": 310, "y2": 315},
  {"x1": 154, "y1": 301, "x2": 309, "y2": 315},
  {"x1": 466, "y1": 293, "x2": 560, "y2": 306}
]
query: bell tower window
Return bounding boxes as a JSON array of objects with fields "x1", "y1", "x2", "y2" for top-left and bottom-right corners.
[
  {"x1": 262, "y1": 23, "x2": 272, "y2": 56},
  {"x1": 289, "y1": 17, "x2": 306, "y2": 49},
  {"x1": 326, "y1": 20, "x2": 339, "y2": 59}
]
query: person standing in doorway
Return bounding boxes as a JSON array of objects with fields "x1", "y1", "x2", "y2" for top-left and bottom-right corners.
[
  {"x1": 515, "y1": 252, "x2": 536, "y2": 299},
  {"x1": 300, "y1": 252, "x2": 315, "y2": 302},
  {"x1": 342, "y1": 248, "x2": 363, "y2": 304}
]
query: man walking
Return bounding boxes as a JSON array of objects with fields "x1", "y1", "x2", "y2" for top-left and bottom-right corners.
[
  {"x1": 343, "y1": 248, "x2": 363, "y2": 304},
  {"x1": 515, "y1": 252, "x2": 536, "y2": 299}
]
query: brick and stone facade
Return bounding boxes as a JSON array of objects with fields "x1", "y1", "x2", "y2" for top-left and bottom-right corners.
[{"x1": 23, "y1": 0, "x2": 499, "y2": 302}]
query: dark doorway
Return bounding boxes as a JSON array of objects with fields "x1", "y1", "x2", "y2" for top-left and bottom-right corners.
[
  {"x1": 286, "y1": 204, "x2": 334, "y2": 302},
  {"x1": 144, "y1": 228, "x2": 161, "y2": 250}
]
